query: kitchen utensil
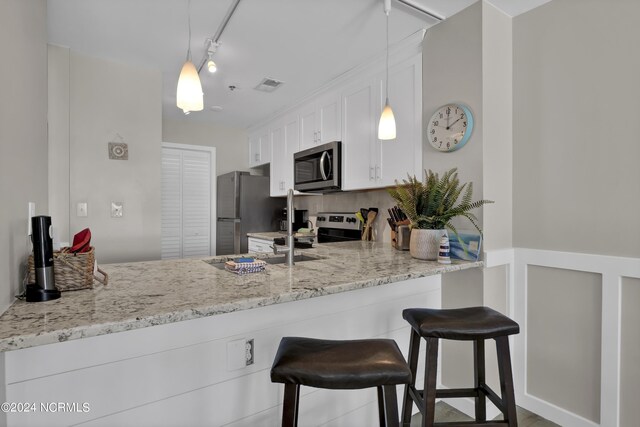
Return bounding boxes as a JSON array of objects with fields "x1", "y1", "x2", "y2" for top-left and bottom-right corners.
[
  {"x1": 387, "y1": 217, "x2": 396, "y2": 231},
  {"x1": 361, "y1": 210, "x2": 378, "y2": 241},
  {"x1": 360, "y1": 208, "x2": 369, "y2": 225},
  {"x1": 396, "y1": 225, "x2": 411, "y2": 250},
  {"x1": 355, "y1": 211, "x2": 365, "y2": 224}
]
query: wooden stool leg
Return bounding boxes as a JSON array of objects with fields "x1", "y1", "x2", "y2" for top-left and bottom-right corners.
[
  {"x1": 282, "y1": 383, "x2": 300, "y2": 427},
  {"x1": 496, "y1": 336, "x2": 518, "y2": 427},
  {"x1": 473, "y1": 339, "x2": 486, "y2": 422},
  {"x1": 422, "y1": 337, "x2": 439, "y2": 427},
  {"x1": 379, "y1": 385, "x2": 400, "y2": 427},
  {"x1": 378, "y1": 386, "x2": 386, "y2": 426},
  {"x1": 401, "y1": 329, "x2": 421, "y2": 426}
]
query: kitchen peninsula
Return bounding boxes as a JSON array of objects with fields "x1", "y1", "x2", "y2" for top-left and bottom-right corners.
[{"x1": 0, "y1": 242, "x2": 481, "y2": 426}]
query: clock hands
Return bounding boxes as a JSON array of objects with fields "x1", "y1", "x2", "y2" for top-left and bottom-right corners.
[{"x1": 446, "y1": 117, "x2": 463, "y2": 129}]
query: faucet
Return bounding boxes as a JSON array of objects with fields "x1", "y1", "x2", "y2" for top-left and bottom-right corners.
[{"x1": 272, "y1": 188, "x2": 295, "y2": 266}]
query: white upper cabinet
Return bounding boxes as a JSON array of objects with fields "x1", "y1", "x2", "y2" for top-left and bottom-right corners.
[
  {"x1": 250, "y1": 33, "x2": 422, "y2": 192},
  {"x1": 299, "y1": 89, "x2": 341, "y2": 150},
  {"x1": 341, "y1": 78, "x2": 376, "y2": 191},
  {"x1": 376, "y1": 54, "x2": 422, "y2": 187},
  {"x1": 270, "y1": 114, "x2": 300, "y2": 196},
  {"x1": 248, "y1": 127, "x2": 271, "y2": 167},
  {"x1": 342, "y1": 53, "x2": 422, "y2": 190}
]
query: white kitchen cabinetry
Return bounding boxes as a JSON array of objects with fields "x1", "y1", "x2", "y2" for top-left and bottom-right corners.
[
  {"x1": 247, "y1": 237, "x2": 273, "y2": 253},
  {"x1": 270, "y1": 114, "x2": 300, "y2": 197},
  {"x1": 299, "y1": 89, "x2": 341, "y2": 150},
  {"x1": 341, "y1": 78, "x2": 377, "y2": 191},
  {"x1": 342, "y1": 54, "x2": 422, "y2": 190},
  {"x1": 248, "y1": 127, "x2": 271, "y2": 167}
]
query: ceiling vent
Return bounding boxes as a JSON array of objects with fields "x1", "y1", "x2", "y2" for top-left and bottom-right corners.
[{"x1": 255, "y1": 77, "x2": 284, "y2": 93}]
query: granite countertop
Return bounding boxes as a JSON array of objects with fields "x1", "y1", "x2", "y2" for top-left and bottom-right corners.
[
  {"x1": 247, "y1": 231, "x2": 287, "y2": 240},
  {"x1": 0, "y1": 242, "x2": 482, "y2": 352}
]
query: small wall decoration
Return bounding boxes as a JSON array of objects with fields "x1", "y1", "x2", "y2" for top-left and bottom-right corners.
[
  {"x1": 108, "y1": 133, "x2": 128, "y2": 160},
  {"x1": 449, "y1": 230, "x2": 483, "y2": 261}
]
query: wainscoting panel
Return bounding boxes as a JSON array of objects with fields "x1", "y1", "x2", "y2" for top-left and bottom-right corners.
[
  {"x1": 514, "y1": 248, "x2": 640, "y2": 427},
  {"x1": 526, "y1": 266, "x2": 602, "y2": 423},
  {"x1": 620, "y1": 277, "x2": 640, "y2": 427}
]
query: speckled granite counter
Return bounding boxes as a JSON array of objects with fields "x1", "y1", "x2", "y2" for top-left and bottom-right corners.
[
  {"x1": 247, "y1": 231, "x2": 287, "y2": 240},
  {"x1": 0, "y1": 242, "x2": 481, "y2": 352}
]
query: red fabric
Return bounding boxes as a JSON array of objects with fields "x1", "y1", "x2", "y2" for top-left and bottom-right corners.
[{"x1": 70, "y1": 228, "x2": 91, "y2": 253}]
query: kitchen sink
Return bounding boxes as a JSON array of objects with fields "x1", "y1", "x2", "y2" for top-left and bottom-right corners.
[
  {"x1": 206, "y1": 254, "x2": 323, "y2": 270},
  {"x1": 263, "y1": 254, "x2": 322, "y2": 264}
]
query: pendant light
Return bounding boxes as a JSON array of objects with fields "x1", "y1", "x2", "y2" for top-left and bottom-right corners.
[
  {"x1": 378, "y1": 0, "x2": 396, "y2": 140},
  {"x1": 176, "y1": 0, "x2": 203, "y2": 114}
]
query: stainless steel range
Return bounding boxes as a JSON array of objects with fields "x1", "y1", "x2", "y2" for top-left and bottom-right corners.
[{"x1": 316, "y1": 212, "x2": 362, "y2": 243}]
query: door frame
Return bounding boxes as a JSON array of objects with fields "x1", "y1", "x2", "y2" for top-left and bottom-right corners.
[{"x1": 161, "y1": 142, "x2": 217, "y2": 257}]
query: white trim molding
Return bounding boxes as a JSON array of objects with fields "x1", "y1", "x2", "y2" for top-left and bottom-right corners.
[{"x1": 514, "y1": 248, "x2": 640, "y2": 427}]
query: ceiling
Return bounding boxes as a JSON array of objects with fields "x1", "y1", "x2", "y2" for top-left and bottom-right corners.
[{"x1": 47, "y1": 0, "x2": 551, "y2": 129}]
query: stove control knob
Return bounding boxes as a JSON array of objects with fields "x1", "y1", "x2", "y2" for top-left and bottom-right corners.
[{"x1": 346, "y1": 217, "x2": 356, "y2": 223}]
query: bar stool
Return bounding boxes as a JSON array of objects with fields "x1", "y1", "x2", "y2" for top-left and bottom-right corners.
[
  {"x1": 271, "y1": 337, "x2": 412, "y2": 427},
  {"x1": 401, "y1": 306, "x2": 520, "y2": 427}
]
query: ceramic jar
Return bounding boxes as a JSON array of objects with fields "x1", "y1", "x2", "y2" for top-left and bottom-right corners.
[{"x1": 409, "y1": 229, "x2": 448, "y2": 260}]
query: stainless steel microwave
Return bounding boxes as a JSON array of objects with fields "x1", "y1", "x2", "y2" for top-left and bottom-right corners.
[{"x1": 293, "y1": 141, "x2": 341, "y2": 193}]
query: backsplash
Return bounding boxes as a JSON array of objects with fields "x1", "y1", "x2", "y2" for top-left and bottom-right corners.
[{"x1": 294, "y1": 188, "x2": 396, "y2": 243}]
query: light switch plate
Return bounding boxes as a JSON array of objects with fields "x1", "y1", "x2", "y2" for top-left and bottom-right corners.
[
  {"x1": 28, "y1": 202, "x2": 36, "y2": 235},
  {"x1": 111, "y1": 202, "x2": 123, "y2": 218},
  {"x1": 77, "y1": 202, "x2": 88, "y2": 217}
]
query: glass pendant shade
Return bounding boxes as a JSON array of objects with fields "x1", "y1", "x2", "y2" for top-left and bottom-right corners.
[
  {"x1": 176, "y1": 60, "x2": 203, "y2": 114},
  {"x1": 378, "y1": 99, "x2": 396, "y2": 140}
]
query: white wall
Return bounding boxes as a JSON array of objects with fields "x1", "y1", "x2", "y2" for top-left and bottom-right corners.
[
  {"x1": 48, "y1": 45, "x2": 70, "y2": 246},
  {"x1": 513, "y1": 0, "x2": 640, "y2": 259},
  {"x1": 0, "y1": 0, "x2": 48, "y2": 313},
  {"x1": 509, "y1": 1, "x2": 640, "y2": 425},
  {"x1": 48, "y1": 49, "x2": 163, "y2": 264},
  {"x1": 162, "y1": 119, "x2": 248, "y2": 176},
  {"x1": 421, "y1": 2, "x2": 489, "y2": 396}
]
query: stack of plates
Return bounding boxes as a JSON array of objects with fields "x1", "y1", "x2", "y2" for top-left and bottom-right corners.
[{"x1": 224, "y1": 258, "x2": 267, "y2": 275}]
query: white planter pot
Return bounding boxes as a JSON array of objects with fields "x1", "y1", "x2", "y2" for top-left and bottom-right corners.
[{"x1": 410, "y1": 229, "x2": 448, "y2": 260}]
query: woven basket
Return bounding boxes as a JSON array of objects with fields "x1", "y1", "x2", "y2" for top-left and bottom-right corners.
[{"x1": 27, "y1": 247, "x2": 108, "y2": 292}]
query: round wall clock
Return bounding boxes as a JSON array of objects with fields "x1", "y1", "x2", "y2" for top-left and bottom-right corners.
[{"x1": 427, "y1": 104, "x2": 474, "y2": 152}]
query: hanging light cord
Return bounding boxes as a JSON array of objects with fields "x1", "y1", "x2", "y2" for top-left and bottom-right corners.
[
  {"x1": 186, "y1": 0, "x2": 192, "y2": 61},
  {"x1": 385, "y1": 8, "x2": 389, "y2": 101}
]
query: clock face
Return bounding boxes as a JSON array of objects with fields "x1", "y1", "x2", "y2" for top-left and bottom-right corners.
[{"x1": 427, "y1": 104, "x2": 474, "y2": 152}]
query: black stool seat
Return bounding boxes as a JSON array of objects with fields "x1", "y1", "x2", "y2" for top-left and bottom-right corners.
[
  {"x1": 271, "y1": 337, "x2": 411, "y2": 427},
  {"x1": 271, "y1": 337, "x2": 412, "y2": 389},
  {"x1": 401, "y1": 307, "x2": 520, "y2": 427},
  {"x1": 403, "y1": 306, "x2": 519, "y2": 340}
]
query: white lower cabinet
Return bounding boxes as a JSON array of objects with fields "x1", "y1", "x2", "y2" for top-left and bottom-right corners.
[
  {"x1": 247, "y1": 237, "x2": 273, "y2": 253},
  {"x1": 342, "y1": 54, "x2": 422, "y2": 190},
  {"x1": 0, "y1": 276, "x2": 441, "y2": 426}
]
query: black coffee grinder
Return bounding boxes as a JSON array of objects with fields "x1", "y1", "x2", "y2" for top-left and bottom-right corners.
[{"x1": 26, "y1": 216, "x2": 61, "y2": 302}]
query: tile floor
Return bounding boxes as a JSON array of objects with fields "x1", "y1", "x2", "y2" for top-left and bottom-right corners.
[{"x1": 410, "y1": 402, "x2": 560, "y2": 426}]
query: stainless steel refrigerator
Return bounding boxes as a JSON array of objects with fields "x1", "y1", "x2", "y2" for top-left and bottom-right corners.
[{"x1": 216, "y1": 171, "x2": 284, "y2": 255}]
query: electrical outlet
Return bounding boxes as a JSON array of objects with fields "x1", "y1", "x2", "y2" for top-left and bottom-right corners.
[{"x1": 245, "y1": 339, "x2": 254, "y2": 366}]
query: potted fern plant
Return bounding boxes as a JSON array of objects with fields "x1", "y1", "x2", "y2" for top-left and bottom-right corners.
[{"x1": 387, "y1": 168, "x2": 493, "y2": 260}]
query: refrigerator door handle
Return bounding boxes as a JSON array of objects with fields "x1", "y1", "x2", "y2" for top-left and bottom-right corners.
[{"x1": 233, "y1": 221, "x2": 241, "y2": 254}]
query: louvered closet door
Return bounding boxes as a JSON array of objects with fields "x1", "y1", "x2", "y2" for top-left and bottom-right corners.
[{"x1": 161, "y1": 147, "x2": 212, "y2": 259}]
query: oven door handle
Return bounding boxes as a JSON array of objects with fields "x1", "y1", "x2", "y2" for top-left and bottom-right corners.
[{"x1": 319, "y1": 151, "x2": 331, "y2": 181}]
